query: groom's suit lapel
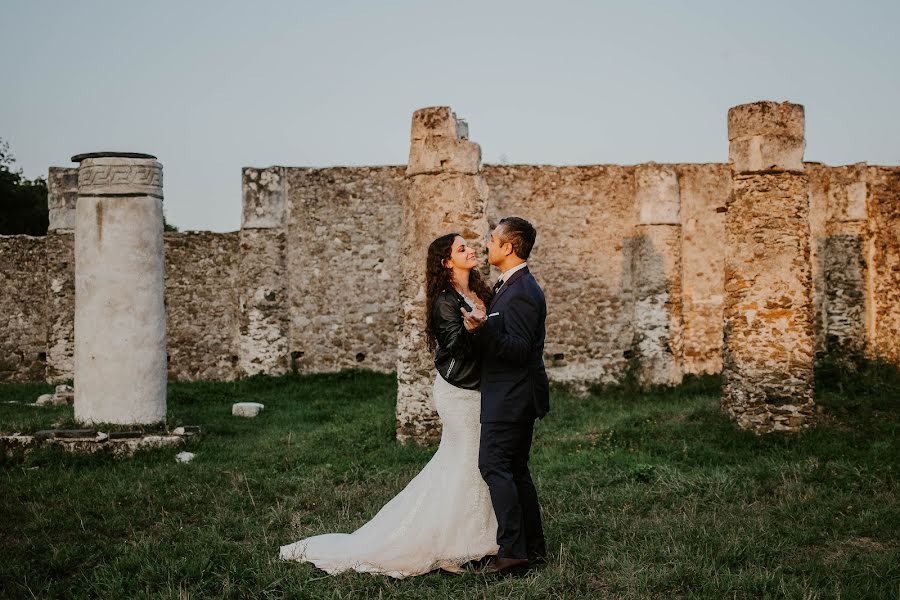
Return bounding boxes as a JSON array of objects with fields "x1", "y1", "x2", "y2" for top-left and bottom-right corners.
[{"x1": 490, "y1": 267, "x2": 529, "y2": 311}]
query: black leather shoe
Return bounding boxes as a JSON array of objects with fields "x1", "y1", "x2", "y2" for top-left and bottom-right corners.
[
  {"x1": 528, "y1": 554, "x2": 547, "y2": 567},
  {"x1": 487, "y1": 557, "x2": 530, "y2": 575}
]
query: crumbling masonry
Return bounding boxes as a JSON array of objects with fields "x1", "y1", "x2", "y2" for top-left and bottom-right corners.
[{"x1": 1, "y1": 101, "x2": 898, "y2": 439}]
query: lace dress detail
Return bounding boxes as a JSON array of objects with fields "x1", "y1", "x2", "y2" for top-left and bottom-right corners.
[{"x1": 279, "y1": 374, "x2": 499, "y2": 578}]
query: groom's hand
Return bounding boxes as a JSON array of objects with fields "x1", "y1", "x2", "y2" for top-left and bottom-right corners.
[{"x1": 461, "y1": 307, "x2": 486, "y2": 332}]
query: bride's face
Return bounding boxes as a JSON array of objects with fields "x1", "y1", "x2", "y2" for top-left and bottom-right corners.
[{"x1": 444, "y1": 236, "x2": 478, "y2": 271}]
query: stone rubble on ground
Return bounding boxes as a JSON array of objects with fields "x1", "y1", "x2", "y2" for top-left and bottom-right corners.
[
  {"x1": 232, "y1": 402, "x2": 265, "y2": 417},
  {"x1": 0, "y1": 424, "x2": 202, "y2": 458},
  {"x1": 175, "y1": 451, "x2": 195, "y2": 463}
]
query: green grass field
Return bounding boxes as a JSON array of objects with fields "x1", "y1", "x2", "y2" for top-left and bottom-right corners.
[{"x1": 1, "y1": 365, "x2": 898, "y2": 599}]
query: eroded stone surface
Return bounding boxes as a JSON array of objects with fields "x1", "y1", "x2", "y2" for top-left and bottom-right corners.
[
  {"x1": 0, "y1": 104, "x2": 896, "y2": 416},
  {"x1": 679, "y1": 164, "x2": 729, "y2": 375},
  {"x1": 866, "y1": 167, "x2": 900, "y2": 363},
  {"x1": 45, "y1": 232, "x2": 75, "y2": 383},
  {"x1": 74, "y1": 155, "x2": 167, "y2": 425},
  {"x1": 0, "y1": 235, "x2": 47, "y2": 382},
  {"x1": 232, "y1": 402, "x2": 264, "y2": 417},
  {"x1": 808, "y1": 164, "x2": 869, "y2": 359},
  {"x1": 285, "y1": 167, "x2": 404, "y2": 374},
  {"x1": 723, "y1": 171, "x2": 815, "y2": 432},
  {"x1": 47, "y1": 167, "x2": 78, "y2": 232},
  {"x1": 165, "y1": 231, "x2": 240, "y2": 381},
  {"x1": 0, "y1": 433, "x2": 184, "y2": 457},
  {"x1": 398, "y1": 107, "x2": 489, "y2": 444},
  {"x1": 242, "y1": 167, "x2": 286, "y2": 229},
  {"x1": 629, "y1": 224, "x2": 683, "y2": 386},
  {"x1": 728, "y1": 102, "x2": 805, "y2": 173},
  {"x1": 238, "y1": 229, "x2": 289, "y2": 376}
]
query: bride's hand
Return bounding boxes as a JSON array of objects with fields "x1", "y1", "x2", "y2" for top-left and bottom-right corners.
[
  {"x1": 469, "y1": 306, "x2": 486, "y2": 321},
  {"x1": 461, "y1": 307, "x2": 486, "y2": 331}
]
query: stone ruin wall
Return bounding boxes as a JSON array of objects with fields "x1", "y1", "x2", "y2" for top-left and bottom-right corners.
[
  {"x1": 0, "y1": 235, "x2": 47, "y2": 382},
  {"x1": 285, "y1": 167, "x2": 405, "y2": 374},
  {"x1": 164, "y1": 231, "x2": 241, "y2": 382},
  {"x1": 1, "y1": 154, "x2": 898, "y2": 389}
]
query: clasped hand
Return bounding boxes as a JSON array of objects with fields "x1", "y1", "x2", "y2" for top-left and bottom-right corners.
[{"x1": 461, "y1": 306, "x2": 487, "y2": 331}]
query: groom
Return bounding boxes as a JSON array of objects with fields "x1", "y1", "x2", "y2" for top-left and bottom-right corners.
[{"x1": 463, "y1": 216, "x2": 549, "y2": 574}]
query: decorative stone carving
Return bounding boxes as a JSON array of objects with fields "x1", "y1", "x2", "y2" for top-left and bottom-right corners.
[{"x1": 75, "y1": 156, "x2": 163, "y2": 198}]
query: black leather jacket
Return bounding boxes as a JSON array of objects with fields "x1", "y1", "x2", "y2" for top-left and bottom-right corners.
[{"x1": 433, "y1": 289, "x2": 480, "y2": 390}]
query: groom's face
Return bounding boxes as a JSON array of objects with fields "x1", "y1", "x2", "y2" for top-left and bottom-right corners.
[{"x1": 486, "y1": 225, "x2": 510, "y2": 267}]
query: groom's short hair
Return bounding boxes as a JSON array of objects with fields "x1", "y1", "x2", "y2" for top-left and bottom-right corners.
[{"x1": 498, "y1": 216, "x2": 536, "y2": 260}]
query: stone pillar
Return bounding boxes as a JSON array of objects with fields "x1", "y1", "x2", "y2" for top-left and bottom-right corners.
[
  {"x1": 818, "y1": 164, "x2": 868, "y2": 360},
  {"x1": 73, "y1": 152, "x2": 167, "y2": 424},
  {"x1": 45, "y1": 167, "x2": 78, "y2": 383},
  {"x1": 723, "y1": 102, "x2": 815, "y2": 433},
  {"x1": 398, "y1": 107, "x2": 489, "y2": 444},
  {"x1": 238, "y1": 167, "x2": 290, "y2": 377},
  {"x1": 865, "y1": 166, "x2": 900, "y2": 364},
  {"x1": 631, "y1": 164, "x2": 683, "y2": 386}
]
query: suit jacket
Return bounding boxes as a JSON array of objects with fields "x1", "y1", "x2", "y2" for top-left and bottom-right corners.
[{"x1": 476, "y1": 266, "x2": 550, "y2": 423}]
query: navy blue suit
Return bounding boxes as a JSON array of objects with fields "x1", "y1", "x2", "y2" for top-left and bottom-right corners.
[{"x1": 476, "y1": 266, "x2": 548, "y2": 561}]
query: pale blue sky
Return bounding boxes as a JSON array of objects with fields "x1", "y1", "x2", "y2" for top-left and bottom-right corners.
[{"x1": 2, "y1": 0, "x2": 898, "y2": 231}]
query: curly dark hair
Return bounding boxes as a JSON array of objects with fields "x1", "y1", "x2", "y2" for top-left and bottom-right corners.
[{"x1": 425, "y1": 233, "x2": 493, "y2": 353}]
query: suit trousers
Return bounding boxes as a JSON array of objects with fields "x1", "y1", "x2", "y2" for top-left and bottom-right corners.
[{"x1": 478, "y1": 421, "x2": 546, "y2": 560}]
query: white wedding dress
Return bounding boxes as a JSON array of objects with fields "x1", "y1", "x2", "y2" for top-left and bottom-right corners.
[{"x1": 279, "y1": 373, "x2": 499, "y2": 578}]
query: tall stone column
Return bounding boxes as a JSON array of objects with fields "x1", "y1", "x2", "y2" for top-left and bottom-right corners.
[
  {"x1": 45, "y1": 167, "x2": 78, "y2": 383},
  {"x1": 631, "y1": 164, "x2": 683, "y2": 386},
  {"x1": 723, "y1": 102, "x2": 815, "y2": 433},
  {"x1": 73, "y1": 152, "x2": 167, "y2": 424},
  {"x1": 238, "y1": 167, "x2": 290, "y2": 377},
  {"x1": 397, "y1": 107, "x2": 489, "y2": 444}
]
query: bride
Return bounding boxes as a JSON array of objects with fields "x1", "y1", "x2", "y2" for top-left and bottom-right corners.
[{"x1": 279, "y1": 233, "x2": 498, "y2": 577}]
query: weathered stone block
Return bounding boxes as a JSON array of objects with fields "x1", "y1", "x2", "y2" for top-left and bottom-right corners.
[
  {"x1": 238, "y1": 229, "x2": 289, "y2": 376},
  {"x1": 406, "y1": 136, "x2": 481, "y2": 176},
  {"x1": 242, "y1": 167, "x2": 286, "y2": 229},
  {"x1": 728, "y1": 101, "x2": 805, "y2": 141},
  {"x1": 410, "y1": 106, "x2": 460, "y2": 141},
  {"x1": 728, "y1": 102, "x2": 805, "y2": 173},
  {"x1": 729, "y1": 134, "x2": 805, "y2": 173},
  {"x1": 47, "y1": 167, "x2": 79, "y2": 232},
  {"x1": 233, "y1": 402, "x2": 264, "y2": 417},
  {"x1": 636, "y1": 164, "x2": 680, "y2": 225}
]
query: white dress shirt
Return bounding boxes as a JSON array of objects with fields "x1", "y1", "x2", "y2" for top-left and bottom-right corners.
[{"x1": 498, "y1": 262, "x2": 528, "y2": 285}]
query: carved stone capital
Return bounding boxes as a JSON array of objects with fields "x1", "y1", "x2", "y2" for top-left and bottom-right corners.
[{"x1": 77, "y1": 157, "x2": 163, "y2": 199}]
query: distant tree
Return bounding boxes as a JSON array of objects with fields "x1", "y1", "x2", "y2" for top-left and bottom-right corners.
[
  {"x1": 0, "y1": 139, "x2": 180, "y2": 234},
  {"x1": 0, "y1": 138, "x2": 48, "y2": 235},
  {"x1": 163, "y1": 211, "x2": 179, "y2": 232}
]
